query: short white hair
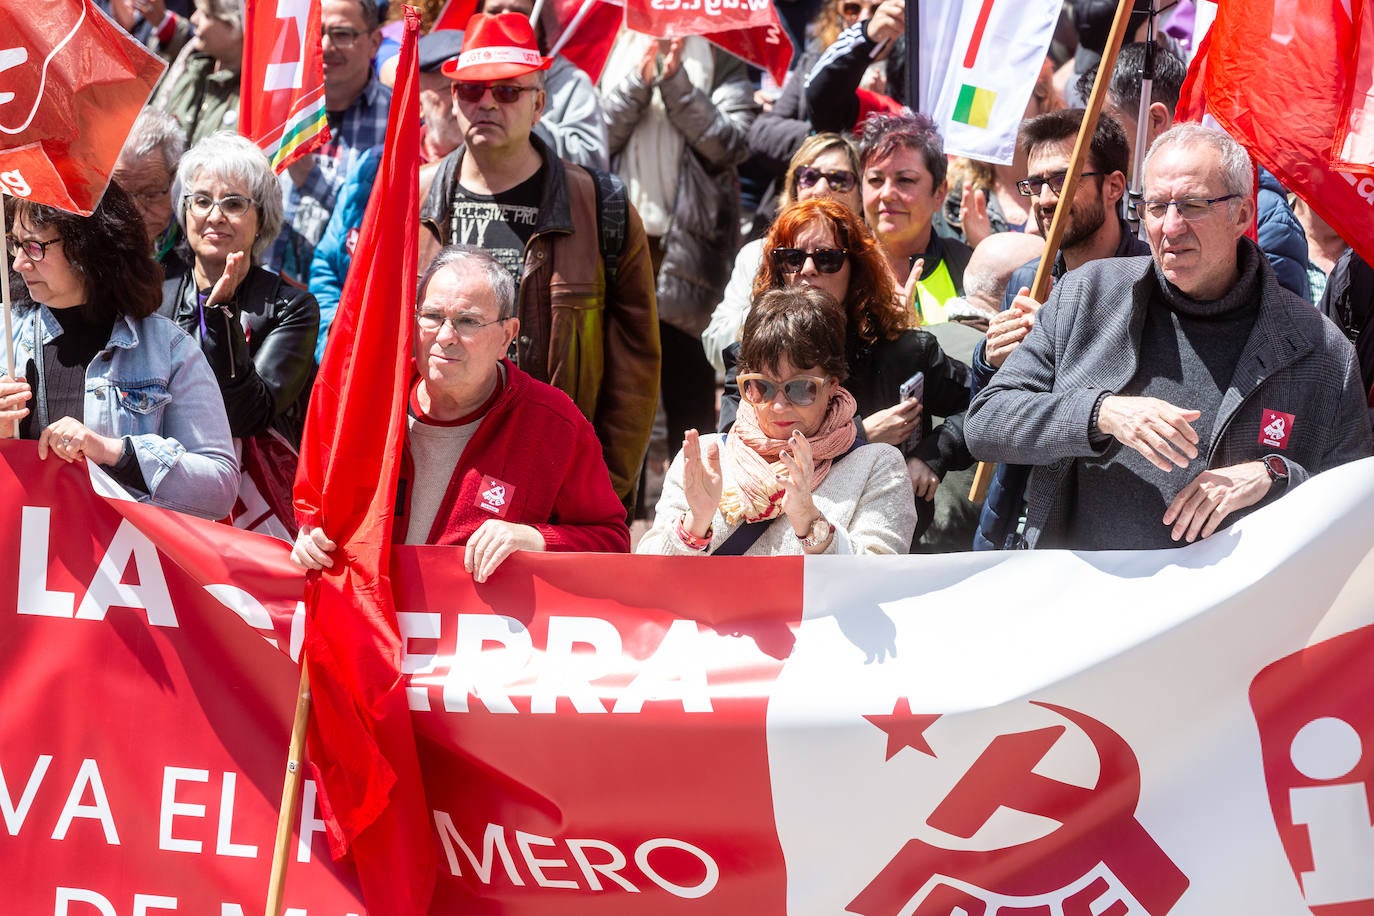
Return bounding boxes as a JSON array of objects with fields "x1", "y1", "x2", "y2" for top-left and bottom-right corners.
[
  {"x1": 176, "y1": 132, "x2": 283, "y2": 261},
  {"x1": 1145, "y1": 123, "x2": 1254, "y2": 199}
]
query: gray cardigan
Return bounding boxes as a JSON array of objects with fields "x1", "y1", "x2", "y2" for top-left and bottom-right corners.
[{"x1": 965, "y1": 247, "x2": 1374, "y2": 547}]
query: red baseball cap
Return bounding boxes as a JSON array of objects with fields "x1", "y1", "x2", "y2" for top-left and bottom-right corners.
[{"x1": 442, "y1": 13, "x2": 551, "y2": 81}]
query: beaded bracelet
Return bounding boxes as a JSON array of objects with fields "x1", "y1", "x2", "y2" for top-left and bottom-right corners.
[{"x1": 675, "y1": 514, "x2": 713, "y2": 551}]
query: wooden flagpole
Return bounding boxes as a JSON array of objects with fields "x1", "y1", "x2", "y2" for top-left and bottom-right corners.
[
  {"x1": 967, "y1": 0, "x2": 1140, "y2": 504},
  {"x1": 2, "y1": 189, "x2": 17, "y2": 405},
  {"x1": 264, "y1": 661, "x2": 311, "y2": 916}
]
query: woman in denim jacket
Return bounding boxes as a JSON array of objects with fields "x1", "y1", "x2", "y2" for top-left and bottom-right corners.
[{"x1": 1, "y1": 183, "x2": 239, "y2": 520}]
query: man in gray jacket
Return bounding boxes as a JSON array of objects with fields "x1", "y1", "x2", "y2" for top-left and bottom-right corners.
[{"x1": 966, "y1": 125, "x2": 1372, "y2": 550}]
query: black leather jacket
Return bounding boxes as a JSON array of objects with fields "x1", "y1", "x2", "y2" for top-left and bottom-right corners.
[{"x1": 160, "y1": 266, "x2": 320, "y2": 447}]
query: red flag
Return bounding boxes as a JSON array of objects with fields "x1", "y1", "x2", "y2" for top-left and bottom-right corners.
[
  {"x1": 707, "y1": 6, "x2": 794, "y2": 88},
  {"x1": 624, "y1": 0, "x2": 773, "y2": 37},
  {"x1": 291, "y1": 7, "x2": 435, "y2": 915},
  {"x1": 240, "y1": 0, "x2": 331, "y2": 172},
  {"x1": 1178, "y1": 0, "x2": 1374, "y2": 270},
  {"x1": 550, "y1": 0, "x2": 626, "y2": 82},
  {"x1": 0, "y1": 0, "x2": 164, "y2": 214},
  {"x1": 432, "y1": 0, "x2": 480, "y2": 31},
  {"x1": 550, "y1": 0, "x2": 793, "y2": 87}
]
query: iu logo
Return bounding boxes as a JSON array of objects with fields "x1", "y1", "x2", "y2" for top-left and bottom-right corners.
[
  {"x1": 848, "y1": 700, "x2": 1189, "y2": 915},
  {"x1": 1251, "y1": 624, "x2": 1374, "y2": 913}
]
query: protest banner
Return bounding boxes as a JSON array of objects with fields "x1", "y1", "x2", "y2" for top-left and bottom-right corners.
[{"x1": 3, "y1": 442, "x2": 1374, "y2": 914}]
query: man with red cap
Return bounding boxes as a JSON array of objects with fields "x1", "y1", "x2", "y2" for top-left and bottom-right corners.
[{"x1": 420, "y1": 11, "x2": 660, "y2": 515}]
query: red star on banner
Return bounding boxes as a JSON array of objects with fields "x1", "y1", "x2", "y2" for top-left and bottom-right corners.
[{"x1": 864, "y1": 697, "x2": 941, "y2": 761}]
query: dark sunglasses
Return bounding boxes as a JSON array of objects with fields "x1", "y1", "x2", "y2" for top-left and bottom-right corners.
[
  {"x1": 454, "y1": 82, "x2": 540, "y2": 104},
  {"x1": 795, "y1": 166, "x2": 856, "y2": 193},
  {"x1": 738, "y1": 373, "x2": 830, "y2": 407},
  {"x1": 771, "y1": 247, "x2": 848, "y2": 274}
]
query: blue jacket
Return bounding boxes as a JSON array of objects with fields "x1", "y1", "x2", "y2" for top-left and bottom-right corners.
[
  {"x1": 1257, "y1": 167, "x2": 1311, "y2": 301},
  {"x1": 7, "y1": 303, "x2": 239, "y2": 519},
  {"x1": 308, "y1": 145, "x2": 381, "y2": 364}
]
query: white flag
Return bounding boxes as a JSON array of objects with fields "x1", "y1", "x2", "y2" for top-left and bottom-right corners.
[{"x1": 921, "y1": 0, "x2": 1061, "y2": 165}]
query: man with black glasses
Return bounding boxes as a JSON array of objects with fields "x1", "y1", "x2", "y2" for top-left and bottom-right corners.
[
  {"x1": 291, "y1": 246, "x2": 629, "y2": 581},
  {"x1": 968, "y1": 108, "x2": 1147, "y2": 550},
  {"x1": 270, "y1": 0, "x2": 391, "y2": 283},
  {"x1": 966, "y1": 125, "x2": 1371, "y2": 550},
  {"x1": 419, "y1": 12, "x2": 659, "y2": 515}
]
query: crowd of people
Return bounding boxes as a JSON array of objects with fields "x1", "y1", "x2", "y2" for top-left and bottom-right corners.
[{"x1": 6, "y1": 0, "x2": 1373, "y2": 580}]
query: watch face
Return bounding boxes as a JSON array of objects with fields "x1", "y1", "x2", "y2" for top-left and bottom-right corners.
[{"x1": 1265, "y1": 455, "x2": 1288, "y2": 480}]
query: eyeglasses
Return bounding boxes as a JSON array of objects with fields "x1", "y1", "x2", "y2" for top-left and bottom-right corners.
[
  {"x1": 1016, "y1": 171, "x2": 1103, "y2": 197},
  {"x1": 125, "y1": 187, "x2": 170, "y2": 208},
  {"x1": 4, "y1": 234, "x2": 64, "y2": 262},
  {"x1": 453, "y1": 82, "x2": 541, "y2": 104},
  {"x1": 771, "y1": 247, "x2": 848, "y2": 274},
  {"x1": 795, "y1": 166, "x2": 857, "y2": 193},
  {"x1": 184, "y1": 193, "x2": 257, "y2": 219},
  {"x1": 416, "y1": 310, "x2": 512, "y2": 336},
  {"x1": 1133, "y1": 194, "x2": 1240, "y2": 221},
  {"x1": 322, "y1": 27, "x2": 365, "y2": 49},
  {"x1": 738, "y1": 373, "x2": 830, "y2": 407}
]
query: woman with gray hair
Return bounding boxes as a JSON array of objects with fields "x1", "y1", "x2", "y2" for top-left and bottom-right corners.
[{"x1": 159, "y1": 132, "x2": 320, "y2": 447}]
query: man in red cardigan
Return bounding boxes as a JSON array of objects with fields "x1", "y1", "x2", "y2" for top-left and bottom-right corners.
[{"x1": 291, "y1": 245, "x2": 630, "y2": 581}]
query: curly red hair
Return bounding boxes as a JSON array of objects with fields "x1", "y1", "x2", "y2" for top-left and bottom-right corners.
[{"x1": 753, "y1": 198, "x2": 910, "y2": 345}]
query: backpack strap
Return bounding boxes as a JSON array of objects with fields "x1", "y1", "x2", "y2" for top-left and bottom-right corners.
[{"x1": 587, "y1": 167, "x2": 629, "y2": 288}]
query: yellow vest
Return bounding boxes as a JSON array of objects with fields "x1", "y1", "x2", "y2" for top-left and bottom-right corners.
[{"x1": 913, "y1": 257, "x2": 959, "y2": 325}]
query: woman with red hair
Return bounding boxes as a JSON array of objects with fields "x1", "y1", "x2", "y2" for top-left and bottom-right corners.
[{"x1": 724, "y1": 198, "x2": 971, "y2": 545}]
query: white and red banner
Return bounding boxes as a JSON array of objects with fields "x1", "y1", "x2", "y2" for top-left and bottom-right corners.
[
  {"x1": 5, "y1": 441, "x2": 1374, "y2": 913},
  {"x1": 0, "y1": 0, "x2": 164, "y2": 213},
  {"x1": 241, "y1": 0, "x2": 330, "y2": 172}
]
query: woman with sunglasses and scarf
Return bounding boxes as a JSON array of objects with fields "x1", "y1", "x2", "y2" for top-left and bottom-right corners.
[
  {"x1": 723, "y1": 198, "x2": 971, "y2": 545},
  {"x1": 638, "y1": 285, "x2": 915, "y2": 556},
  {"x1": 703, "y1": 133, "x2": 863, "y2": 373},
  {"x1": 0, "y1": 184, "x2": 239, "y2": 520}
]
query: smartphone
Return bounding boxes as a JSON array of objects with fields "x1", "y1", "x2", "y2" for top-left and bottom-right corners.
[
  {"x1": 899, "y1": 371, "x2": 924, "y2": 446},
  {"x1": 899, "y1": 370, "x2": 924, "y2": 403}
]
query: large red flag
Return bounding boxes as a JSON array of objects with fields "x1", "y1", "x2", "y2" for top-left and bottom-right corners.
[
  {"x1": 240, "y1": 0, "x2": 331, "y2": 172},
  {"x1": 0, "y1": 0, "x2": 164, "y2": 214},
  {"x1": 1177, "y1": 0, "x2": 1374, "y2": 271},
  {"x1": 291, "y1": 7, "x2": 435, "y2": 915}
]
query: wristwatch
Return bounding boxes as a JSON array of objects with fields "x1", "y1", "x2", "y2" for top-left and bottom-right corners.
[
  {"x1": 1263, "y1": 454, "x2": 1289, "y2": 487},
  {"x1": 797, "y1": 515, "x2": 834, "y2": 550}
]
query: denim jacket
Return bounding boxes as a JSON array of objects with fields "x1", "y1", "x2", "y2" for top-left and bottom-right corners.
[{"x1": 6, "y1": 302, "x2": 240, "y2": 519}]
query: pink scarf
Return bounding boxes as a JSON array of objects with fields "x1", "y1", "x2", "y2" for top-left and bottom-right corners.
[{"x1": 720, "y1": 386, "x2": 859, "y2": 524}]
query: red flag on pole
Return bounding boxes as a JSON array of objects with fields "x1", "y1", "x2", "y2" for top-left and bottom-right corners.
[
  {"x1": 240, "y1": 0, "x2": 331, "y2": 172},
  {"x1": 0, "y1": 0, "x2": 164, "y2": 214},
  {"x1": 291, "y1": 7, "x2": 435, "y2": 915},
  {"x1": 1177, "y1": 0, "x2": 1374, "y2": 271}
]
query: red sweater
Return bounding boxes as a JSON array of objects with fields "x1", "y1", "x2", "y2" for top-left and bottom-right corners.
[{"x1": 396, "y1": 360, "x2": 629, "y2": 552}]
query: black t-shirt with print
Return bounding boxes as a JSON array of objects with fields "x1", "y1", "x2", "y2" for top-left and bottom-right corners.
[{"x1": 447, "y1": 168, "x2": 545, "y2": 289}]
